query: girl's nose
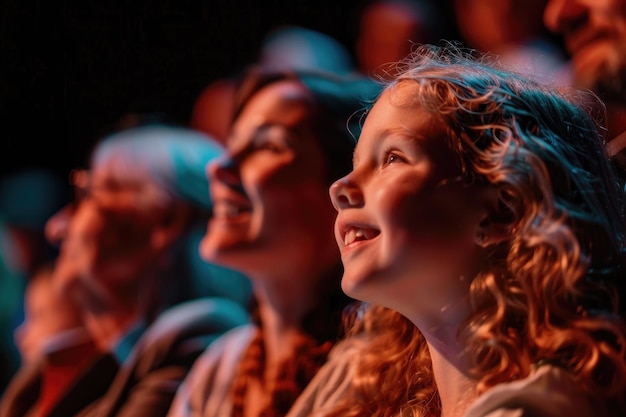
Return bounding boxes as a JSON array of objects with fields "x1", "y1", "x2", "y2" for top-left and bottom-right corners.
[{"x1": 329, "y1": 175, "x2": 364, "y2": 211}]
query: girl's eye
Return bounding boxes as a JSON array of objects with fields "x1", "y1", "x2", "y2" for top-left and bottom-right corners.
[{"x1": 384, "y1": 151, "x2": 403, "y2": 165}]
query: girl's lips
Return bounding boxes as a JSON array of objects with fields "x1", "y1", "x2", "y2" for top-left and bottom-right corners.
[
  {"x1": 343, "y1": 226, "x2": 380, "y2": 246},
  {"x1": 337, "y1": 217, "x2": 381, "y2": 249}
]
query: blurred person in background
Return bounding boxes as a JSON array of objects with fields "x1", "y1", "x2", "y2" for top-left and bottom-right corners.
[
  {"x1": 13, "y1": 262, "x2": 85, "y2": 365},
  {"x1": 452, "y1": 0, "x2": 571, "y2": 85},
  {"x1": 190, "y1": 25, "x2": 356, "y2": 145},
  {"x1": 543, "y1": 0, "x2": 626, "y2": 160},
  {"x1": 167, "y1": 66, "x2": 380, "y2": 417},
  {"x1": 1, "y1": 124, "x2": 251, "y2": 417},
  {"x1": 1, "y1": 261, "x2": 105, "y2": 417},
  {"x1": 353, "y1": 0, "x2": 447, "y2": 80}
]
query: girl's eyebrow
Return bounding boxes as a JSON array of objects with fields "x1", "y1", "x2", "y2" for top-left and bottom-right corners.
[
  {"x1": 377, "y1": 127, "x2": 427, "y2": 150},
  {"x1": 354, "y1": 128, "x2": 426, "y2": 167}
]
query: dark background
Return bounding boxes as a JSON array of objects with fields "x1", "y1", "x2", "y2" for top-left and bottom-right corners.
[{"x1": 1, "y1": 0, "x2": 390, "y2": 181}]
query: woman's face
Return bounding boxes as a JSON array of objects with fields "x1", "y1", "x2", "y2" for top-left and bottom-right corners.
[
  {"x1": 330, "y1": 83, "x2": 489, "y2": 317},
  {"x1": 200, "y1": 80, "x2": 340, "y2": 277}
]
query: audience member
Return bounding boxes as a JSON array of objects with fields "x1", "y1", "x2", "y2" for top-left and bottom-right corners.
[
  {"x1": 543, "y1": 0, "x2": 626, "y2": 158},
  {"x1": 190, "y1": 24, "x2": 355, "y2": 145},
  {"x1": 291, "y1": 43, "x2": 626, "y2": 417},
  {"x1": 166, "y1": 67, "x2": 380, "y2": 417},
  {"x1": 452, "y1": 0, "x2": 570, "y2": 85},
  {"x1": 256, "y1": 25, "x2": 355, "y2": 76},
  {"x1": 13, "y1": 262, "x2": 84, "y2": 365},
  {"x1": 190, "y1": 78, "x2": 237, "y2": 144},
  {"x1": 1, "y1": 262, "x2": 103, "y2": 417},
  {"x1": 31, "y1": 124, "x2": 250, "y2": 417},
  {"x1": 353, "y1": 0, "x2": 446, "y2": 80}
]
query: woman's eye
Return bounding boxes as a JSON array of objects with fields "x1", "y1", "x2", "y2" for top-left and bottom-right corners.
[
  {"x1": 253, "y1": 127, "x2": 290, "y2": 153},
  {"x1": 257, "y1": 141, "x2": 282, "y2": 152}
]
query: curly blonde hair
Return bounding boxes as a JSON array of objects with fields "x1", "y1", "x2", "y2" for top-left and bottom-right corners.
[{"x1": 325, "y1": 43, "x2": 626, "y2": 416}]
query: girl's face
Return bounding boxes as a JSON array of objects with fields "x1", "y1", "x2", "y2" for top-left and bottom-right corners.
[
  {"x1": 200, "y1": 80, "x2": 339, "y2": 277},
  {"x1": 330, "y1": 83, "x2": 490, "y2": 317}
]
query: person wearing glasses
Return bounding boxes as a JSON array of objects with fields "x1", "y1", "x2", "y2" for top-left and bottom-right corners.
[{"x1": 1, "y1": 124, "x2": 251, "y2": 417}]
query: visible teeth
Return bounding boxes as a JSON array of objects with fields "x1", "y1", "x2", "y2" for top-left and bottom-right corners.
[
  {"x1": 215, "y1": 202, "x2": 247, "y2": 218},
  {"x1": 345, "y1": 229, "x2": 357, "y2": 246},
  {"x1": 344, "y1": 228, "x2": 370, "y2": 246}
]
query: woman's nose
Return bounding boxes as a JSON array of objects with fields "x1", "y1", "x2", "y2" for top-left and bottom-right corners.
[
  {"x1": 329, "y1": 175, "x2": 363, "y2": 211},
  {"x1": 207, "y1": 154, "x2": 241, "y2": 188}
]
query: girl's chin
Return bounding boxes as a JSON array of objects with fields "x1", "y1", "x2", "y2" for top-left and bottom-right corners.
[{"x1": 340, "y1": 273, "x2": 373, "y2": 302}]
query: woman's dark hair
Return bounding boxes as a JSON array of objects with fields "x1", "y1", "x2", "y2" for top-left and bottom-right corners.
[{"x1": 231, "y1": 66, "x2": 381, "y2": 183}]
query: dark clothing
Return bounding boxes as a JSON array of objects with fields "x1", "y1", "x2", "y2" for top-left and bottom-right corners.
[{"x1": 0, "y1": 297, "x2": 249, "y2": 417}]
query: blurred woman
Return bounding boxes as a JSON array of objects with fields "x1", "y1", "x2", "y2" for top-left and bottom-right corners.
[{"x1": 167, "y1": 68, "x2": 380, "y2": 417}]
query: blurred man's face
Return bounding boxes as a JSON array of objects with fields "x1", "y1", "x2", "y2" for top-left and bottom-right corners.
[
  {"x1": 544, "y1": 0, "x2": 626, "y2": 101},
  {"x1": 48, "y1": 169, "x2": 165, "y2": 313}
]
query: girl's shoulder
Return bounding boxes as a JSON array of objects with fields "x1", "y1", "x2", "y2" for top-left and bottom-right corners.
[{"x1": 464, "y1": 364, "x2": 604, "y2": 417}]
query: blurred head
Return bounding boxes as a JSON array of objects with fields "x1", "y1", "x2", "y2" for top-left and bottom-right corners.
[
  {"x1": 14, "y1": 263, "x2": 83, "y2": 363},
  {"x1": 47, "y1": 125, "x2": 224, "y2": 315},
  {"x1": 191, "y1": 26, "x2": 356, "y2": 146},
  {"x1": 454, "y1": 0, "x2": 550, "y2": 53},
  {"x1": 191, "y1": 78, "x2": 238, "y2": 145},
  {"x1": 259, "y1": 25, "x2": 355, "y2": 76},
  {"x1": 331, "y1": 44, "x2": 625, "y2": 388},
  {"x1": 544, "y1": 0, "x2": 626, "y2": 102},
  {"x1": 356, "y1": 0, "x2": 442, "y2": 79},
  {"x1": 200, "y1": 68, "x2": 380, "y2": 281}
]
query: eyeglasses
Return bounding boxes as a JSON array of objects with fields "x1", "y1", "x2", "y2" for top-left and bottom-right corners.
[{"x1": 68, "y1": 168, "x2": 164, "y2": 213}]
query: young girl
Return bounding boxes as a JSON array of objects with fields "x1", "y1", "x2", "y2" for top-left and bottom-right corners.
[{"x1": 310, "y1": 44, "x2": 626, "y2": 417}]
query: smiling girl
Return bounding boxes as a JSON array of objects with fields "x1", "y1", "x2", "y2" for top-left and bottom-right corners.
[{"x1": 294, "y1": 43, "x2": 626, "y2": 417}]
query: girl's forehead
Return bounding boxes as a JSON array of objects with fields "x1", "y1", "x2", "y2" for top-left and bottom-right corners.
[{"x1": 385, "y1": 80, "x2": 425, "y2": 105}]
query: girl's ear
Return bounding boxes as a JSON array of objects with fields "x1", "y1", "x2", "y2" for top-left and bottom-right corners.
[{"x1": 475, "y1": 190, "x2": 516, "y2": 248}]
